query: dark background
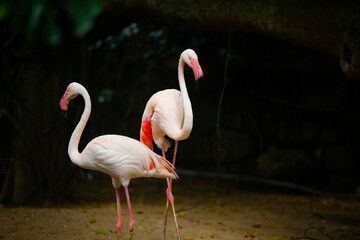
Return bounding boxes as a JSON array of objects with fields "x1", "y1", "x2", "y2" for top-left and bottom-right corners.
[{"x1": 1, "y1": 0, "x2": 360, "y2": 204}]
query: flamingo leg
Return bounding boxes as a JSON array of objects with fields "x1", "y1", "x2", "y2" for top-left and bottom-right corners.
[
  {"x1": 161, "y1": 147, "x2": 166, "y2": 160},
  {"x1": 115, "y1": 188, "x2": 123, "y2": 240},
  {"x1": 124, "y1": 186, "x2": 135, "y2": 240},
  {"x1": 163, "y1": 141, "x2": 181, "y2": 240},
  {"x1": 162, "y1": 148, "x2": 170, "y2": 239}
]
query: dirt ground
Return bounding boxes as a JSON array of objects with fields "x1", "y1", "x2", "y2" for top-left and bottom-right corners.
[{"x1": 1, "y1": 174, "x2": 360, "y2": 240}]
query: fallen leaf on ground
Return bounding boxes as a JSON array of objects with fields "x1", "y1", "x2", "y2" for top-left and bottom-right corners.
[
  {"x1": 135, "y1": 206, "x2": 143, "y2": 214},
  {"x1": 96, "y1": 228, "x2": 106, "y2": 235},
  {"x1": 207, "y1": 233, "x2": 215, "y2": 238},
  {"x1": 176, "y1": 211, "x2": 185, "y2": 217}
]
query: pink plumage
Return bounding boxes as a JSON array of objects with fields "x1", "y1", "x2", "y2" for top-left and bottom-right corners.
[
  {"x1": 60, "y1": 82, "x2": 177, "y2": 240},
  {"x1": 79, "y1": 135, "x2": 176, "y2": 186},
  {"x1": 140, "y1": 49, "x2": 204, "y2": 240}
]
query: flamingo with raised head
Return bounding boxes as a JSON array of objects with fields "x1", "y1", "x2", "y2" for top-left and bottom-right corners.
[
  {"x1": 60, "y1": 82, "x2": 178, "y2": 240},
  {"x1": 140, "y1": 49, "x2": 204, "y2": 240}
]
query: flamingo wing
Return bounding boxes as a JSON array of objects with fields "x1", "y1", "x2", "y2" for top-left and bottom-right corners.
[
  {"x1": 81, "y1": 135, "x2": 177, "y2": 186},
  {"x1": 140, "y1": 112, "x2": 154, "y2": 150}
]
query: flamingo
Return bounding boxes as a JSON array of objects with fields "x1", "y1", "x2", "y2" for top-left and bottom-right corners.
[
  {"x1": 59, "y1": 82, "x2": 178, "y2": 240},
  {"x1": 140, "y1": 49, "x2": 204, "y2": 240}
]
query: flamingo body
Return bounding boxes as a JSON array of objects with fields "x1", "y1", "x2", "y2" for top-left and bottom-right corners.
[
  {"x1": 141, "y1": 89, "x2": 186, "y2": 152},
  {"x1": 140, "y1": 49, "x2": 203, "y2": 240},
  {"x1": 60, "y1": 82, "x2": 177, "y2": 240},
  {"x1": 79, "y1": 134, "x2": 176, "y2": 187}
]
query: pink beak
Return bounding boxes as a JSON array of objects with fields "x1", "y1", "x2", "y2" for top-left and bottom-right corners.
[
  {"x1": 190, "y1": 59, "x2": 204, "y2": 81},
  {"x1": 59, "y1": 92, "x2": 69, "y2": 117}
]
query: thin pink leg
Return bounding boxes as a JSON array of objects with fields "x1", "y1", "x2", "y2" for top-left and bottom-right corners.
[
  {"x1": 162, "y1": 147, "x2": 170, "y2": 239},
  {"x1": 161, "y1": 147, "x2": 166, "y2": 159},
  {"x1": 169, "y1": 141, "x2": 179, "y2": 186},
  {"x1": 124, "y1": 186, "x2": 135, "y2": 240},
  {"x1": 172, "y1": 141, "x2": 178, "y2": 166},
  {"x1": 163, "y1": 141, "x2": 181, "y2": 240},
  {"x1": 115, "y1": 188, "x2": 123, "y2": 240}
]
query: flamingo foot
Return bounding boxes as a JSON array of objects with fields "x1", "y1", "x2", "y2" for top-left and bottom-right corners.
[
  {"x1": 162, "y1": 143, "x2": 181, "y2": 240},
  {"x1": 129, "y1": 228, "x2": 134, "y2": 240},
  {"x1": 129, "y1": 219, "x2": 135, "y2": 240},
  {"x1": 165, "y1": 187, "x2": 181, "y2": 240},
  {"x1": 116, "y1": 221, "x2": 122, "y2": 240}
]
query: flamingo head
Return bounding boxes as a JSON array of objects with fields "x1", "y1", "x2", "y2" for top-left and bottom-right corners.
[
  {"x1": 59, "y1": 82, "x2": 81, "y2": 118},
  {"x1": 182, "y1": 49, "x2": 204, "y2": 81}
]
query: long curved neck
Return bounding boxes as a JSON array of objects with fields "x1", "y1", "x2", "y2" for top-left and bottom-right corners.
[
  {"x1": 177, "y1": 56, "x2": 193, "y2": 140},
  {"x1": 68, "y1": 88, "x2": 91, "y2": 166}
]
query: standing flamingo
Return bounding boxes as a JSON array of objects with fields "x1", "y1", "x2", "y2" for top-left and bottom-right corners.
[
  {"x1": 60, "y1": 82, "x2": 178, "y2": 240},
  {"x1": 140, "y1": 49, "x2": 204, "y2": 240}
]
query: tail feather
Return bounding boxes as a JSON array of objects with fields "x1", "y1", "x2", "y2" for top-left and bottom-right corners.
[
  {"x1": 158, "y1": 155, "x2": 179, "y2": 179},
  {"x1": 151, "y1": 151, "x2": 178, "y2": 179}
]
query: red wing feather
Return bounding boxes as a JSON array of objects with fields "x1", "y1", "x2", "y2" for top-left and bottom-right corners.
[{"x1": 140, "y1": 118, "x2": 153, "y2": 149}]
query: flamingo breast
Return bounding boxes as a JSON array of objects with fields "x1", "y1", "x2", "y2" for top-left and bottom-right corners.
[{"x1": 142, "y1": 89, "x2": 186, "y2": 150}]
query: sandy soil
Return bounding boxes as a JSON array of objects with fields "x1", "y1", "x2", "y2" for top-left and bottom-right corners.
[{"x1": 1, "y1": 174, "x2": 360, "y2": 240}]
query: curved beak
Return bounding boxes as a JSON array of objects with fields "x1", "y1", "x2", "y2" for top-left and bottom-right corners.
[
  {"x1": 59, "y1": 92, "x2": 69, "y2": 118},
  {"x1": 190, "y1": 59, "x2": 204, "y2": 81}
]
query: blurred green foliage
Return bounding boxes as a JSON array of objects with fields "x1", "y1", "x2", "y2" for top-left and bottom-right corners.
[
  {"x1": 65, "y1": 0, "x2": 101, "y2": 37},
  {"x1": 0, "y1": 0, "x2": 102, "y2": 154},
  {"x1": 98, "y1": 88, "x2": 116, "y2": 103},
  {"x1": 0, "y1": 0, "x2": 101, "y2": 46}
]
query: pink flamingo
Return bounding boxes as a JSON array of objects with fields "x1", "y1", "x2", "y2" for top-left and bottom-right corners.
[
  {"x1": 140, "y1": 49, "x2": 204, "y2": 240},
  {"x1": 60, "y1": 82, "x2": 178, "y2": 240}
]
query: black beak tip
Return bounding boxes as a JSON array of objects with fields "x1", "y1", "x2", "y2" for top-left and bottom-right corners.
[
  {"x1": 195, "y1": 76, "x2": 203, "y2": 90},
  {"x1": 61, "y1": 109, "x2": 67, "y2": 118}
]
